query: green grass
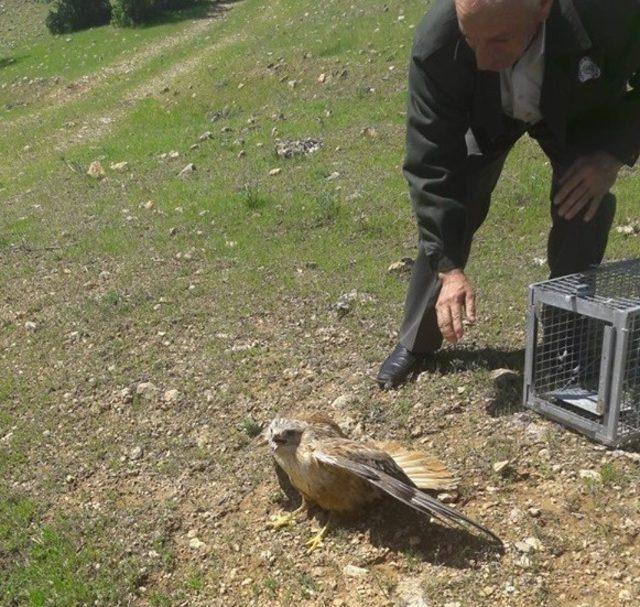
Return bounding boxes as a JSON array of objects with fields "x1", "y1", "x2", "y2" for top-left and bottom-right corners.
[
  {"x1": 0, "y1": 492, "x2": 140, "y2": 606},
  {"x1": 2, "y1": 0, "x2": 640, "y2": 603}
]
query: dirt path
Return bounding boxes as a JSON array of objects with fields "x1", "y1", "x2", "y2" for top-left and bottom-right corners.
[{"x1": 0, "y1": 2, "x2": 242, "y2": 146}]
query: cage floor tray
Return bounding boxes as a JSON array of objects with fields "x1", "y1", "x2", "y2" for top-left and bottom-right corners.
[{"x1": 547, "y1": 388, "x2": 602, "y2": 416}]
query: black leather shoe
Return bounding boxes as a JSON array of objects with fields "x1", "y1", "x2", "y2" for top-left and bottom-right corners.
[{"x1": 376, "y1": 344, "x2": 426, "y2": 389}]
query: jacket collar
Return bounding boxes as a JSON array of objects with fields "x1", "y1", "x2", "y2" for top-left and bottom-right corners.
[{"x1": 473, "y1": 0, "x2": 595, "y2": 145}]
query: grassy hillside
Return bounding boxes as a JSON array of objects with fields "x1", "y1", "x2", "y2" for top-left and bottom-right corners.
[{"x1": 2, "y1": 0, "x2": 640, "y2": 605}]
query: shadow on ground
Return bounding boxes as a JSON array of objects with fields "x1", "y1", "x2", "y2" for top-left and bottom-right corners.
[
  {"x1": 274, "y1": 463, "x2": 502, "y2": 568},
  {"x1": 0, "y1": 56, "x2": 20, "y2": 69}
]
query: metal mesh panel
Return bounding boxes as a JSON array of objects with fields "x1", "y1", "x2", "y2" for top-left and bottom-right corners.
[
  {"x1": 536, "y1": 259, "x2": 640, "y2": 311},
  {"x1": 534, "y1": 305, "x2": 603, "y2": 401},
  {"x1": 620, "y1": 312, "x2": 640, "y2": 437},
  {"x1": 526, "y1": 259, "x2": 640, "y2": 445}
]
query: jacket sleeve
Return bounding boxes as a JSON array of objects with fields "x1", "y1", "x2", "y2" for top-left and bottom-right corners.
[
  {"x1": 598, "y1": 25, "x2": 640, "y2": 166},
  {"x1": 403, "y1": 50, "x2": 471, "y2": 273}
]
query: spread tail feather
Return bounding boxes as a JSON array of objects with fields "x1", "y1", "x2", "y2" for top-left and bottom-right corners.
[{"x1": 380, "y1": 441, "x2": 458, "y2": 491}]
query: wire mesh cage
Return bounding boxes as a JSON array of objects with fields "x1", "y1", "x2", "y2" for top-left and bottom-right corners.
[{"x1": 523, "y1": 259, "x2": 640, "y2": 446}]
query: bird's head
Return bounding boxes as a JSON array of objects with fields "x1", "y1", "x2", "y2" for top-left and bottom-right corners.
[{"x1": 266, "y1": 416, "x2": 307, "y2": 452}]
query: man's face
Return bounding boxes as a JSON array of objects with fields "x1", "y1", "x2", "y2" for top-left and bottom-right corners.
[{"x1": 455, "y1": 0, "x2": 552, "y2": 71}]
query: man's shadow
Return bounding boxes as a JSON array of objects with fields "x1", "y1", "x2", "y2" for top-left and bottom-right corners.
[
  {"x1": 274, "y1": 463, "x2": 502, "y2": 568},
  {"x1": 413, "y1": 346, "x2": 527, "y2": 417}
]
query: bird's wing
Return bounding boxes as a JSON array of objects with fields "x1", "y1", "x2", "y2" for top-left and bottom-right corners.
[
  {"x1": 378, "y1": 441, "x2": 458, "y2": 491},
  {"x1": 312, "y1": 442, "x2": 501, "y2": 544}
]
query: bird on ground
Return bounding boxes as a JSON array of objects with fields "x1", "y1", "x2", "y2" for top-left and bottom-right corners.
[{"x1": 264, "y1": 412, "x2": 500, "y2": 552}]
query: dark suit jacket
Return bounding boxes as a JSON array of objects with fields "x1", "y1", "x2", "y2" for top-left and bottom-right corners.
[{"x1": 405, "y1": 0, "x2": 640, "y2": 273}]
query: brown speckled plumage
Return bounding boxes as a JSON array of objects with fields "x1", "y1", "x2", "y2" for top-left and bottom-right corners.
[{"x1": 266, "y1": 413, "x2": 500, "y2": 543}]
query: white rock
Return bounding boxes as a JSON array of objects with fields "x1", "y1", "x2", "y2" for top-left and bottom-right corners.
[
  {"x1": 388, "y1": 258, "x2": 414, "y2": 274},
  {"x1": 579, "y1": 469, "x2": 602, "y2": 482},
  {"x1": 342, "y1": 564, "x2": 368, "y2": 578},
  {"x1": 179, "y1": 163, "x2": 196, "y2": 177},
  {"x1": 24, "y1": 321, "x2": 37, "y2": 331},
  {"x1": 136, "y1": 382, "x2": 158, "y2": 398},
  {"x1": 514, "y1": 536, "x2": 543, "y2": 553},
  {"x1": 110, "y1": 161, "x2": 129, "y2": 172},
  {"x1": 87, "y1": 160, "x2": 106, "y2": 179},
  {"x1": 129, "y1": 446, "x2": 143, "y2": 461},
  {"x1": 163, "y1": 389, "x2": 179, "y2": 403},
  {"x1": 269, "y1": 168, "x2": 282, "y2": 176},
  {"x1": 490, "y1": 368, "x2": 520, "y2": 390},
  {"x1": 189, "y1": 537, "x2": 206, "y2": 550},
  {"x1": 331, "y1": 394, "x2": 358, "y2": 409},
  {"x1": 437, "y1": 492, "x2": 458, "y2": 503}
]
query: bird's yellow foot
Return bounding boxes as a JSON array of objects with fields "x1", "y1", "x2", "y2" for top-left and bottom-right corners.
[
  {"x1": 268, "y1": 503, "x2": 306, "y2": 530},
  {"x1": 305, "y1": 524, "x2": 328, "y2": 554}
]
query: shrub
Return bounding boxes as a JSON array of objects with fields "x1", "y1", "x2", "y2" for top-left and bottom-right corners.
[
  {"x1": 110, "y1": 0, "x2": 160, "y2": 27},
  {"x1": 111, "y1": 0, "x2": 201, "y2": 26},
  {"x1": 46, "y1": 0, "x2": 112, "y2": 34}
]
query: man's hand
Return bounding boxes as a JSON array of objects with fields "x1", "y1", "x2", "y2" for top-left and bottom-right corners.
[
  {"x1": 436, "y1": 269, "x2": 476, "y2": 343},
  {"x1": 554, "y1": 151, "x2": 623, "y2": 222}
]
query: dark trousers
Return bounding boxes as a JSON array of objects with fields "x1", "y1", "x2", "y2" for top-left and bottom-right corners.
[{"x1": 398, "y1": 124, "x2": 617, "y2": 354}]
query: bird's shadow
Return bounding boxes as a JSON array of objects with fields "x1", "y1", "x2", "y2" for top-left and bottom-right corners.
[{"x1": 274, "y1": 463, "x2": 502, "y2": 568}]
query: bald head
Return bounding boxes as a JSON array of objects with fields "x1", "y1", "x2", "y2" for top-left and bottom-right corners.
[{"x1": 455, "y1": 0, "x2": 553, "y2": 71}]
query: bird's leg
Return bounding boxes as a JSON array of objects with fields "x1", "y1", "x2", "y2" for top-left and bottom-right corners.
[
  {"x1": 268, "y1": 496, "x2": 309, "y2": 530},
  {"x1": 304, "y1": 514, "x2": 332, "y2": 554}
]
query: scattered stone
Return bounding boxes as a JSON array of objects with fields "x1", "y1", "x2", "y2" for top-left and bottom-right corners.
[
  {"x1": 532, "y1": 256, "x2": 546, "y2": 267},
  {"x1": 490, "y1": 368, "x2": 520, "y2": 390},
  {"x1": 395, "y1": 577, "x2": 428, "y2": 607},
  {"x1": 189, "y1": 537, "x2": 206, "y2": 550},
  {"x1": 129, "y1": 445, "x2": 143, "y2": 461},
  {"x1": 168, "y1": 150, "x2": 180, "y2": 159},
  {"x1": 143, "y1": 200, "x2": 154, "y2": 210},
  {"x1": 87, "y1": 160, "x2": 106, "y2": 179},
  {"x1": 199, "y1": 131, "x2": 214, "y2": 141},
  {"x1": 579, "y1": 469, "x2": 602, "y2": 482},
  {"x1": 163, "y1": 389, "x2": 179, "y2": 403},
  {"x1": 275, "y1": 138, "x2": 322, "y2": 159},
  {"x1": 343, "y1": 564, "x2": 368, "y2": 578},
  {"x1": 334, "y1": 290, "x2": 370, "y2": 316},
  {"x1": 388, "y1": 257, "x2": 414, "y2": 275},
  {"x1": 514, "y1": 536, "x2": 544, "y2": 553},
  {"x1": 24, "y1": 321, "x2": 37, "y2": 331},
  {"x1": 326, "y1": 171, "x2": 340, "y2": 180},
  {"x1": 616, "y1": 221, "x2": 640, "y2": 236},
  {"x1": 179, "y1": 163, "x2": 196, "y2": 177},
  {"x1": 331, "y1": 394, "x2": 358, "y2": 409},
  {"x1": 110, "y1": 161, "x2": 129, "y2": 172},
  {"x1": 317, "y1": 73, "x2": 327, "y2": 83},
  {"x1": 525, "y1": 422, "x2": 548, "y2": 443},
  {"x1": 528, "y1": 507, "x2": 542, "y2": 518},
  {"x1": 136, "y1": 382, "x2": 158, "y2": 399},
  {"x1": 361, "y1": 126, "x2": 378, "y2": 138},
  {"x1": 269, "y1": 168, "x2": 282, "y2": 176},
  {"x1": 492, "y1": 460, "x2": 511, "y2": 475},
  {"x1": 437, "y1": 492, "x2": 458, "y2": 503}
]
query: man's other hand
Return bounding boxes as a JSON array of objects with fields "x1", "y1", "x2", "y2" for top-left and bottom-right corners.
[
  {"x1": 554, "y1": 151, "x2": 623, "y2": 222},
  {"x1": 436, "y1": 269, "x2": 476, "y2": 343}
]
